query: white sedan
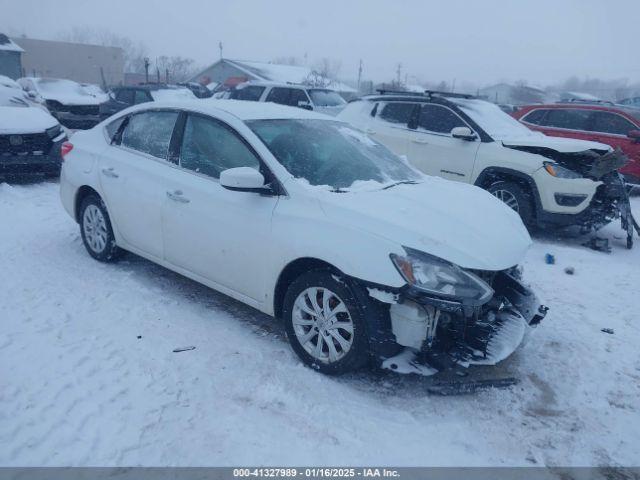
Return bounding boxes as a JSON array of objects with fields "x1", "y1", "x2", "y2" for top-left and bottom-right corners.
[{"x1": 59, "y1": 100, "x2": 546, "y2": 375}]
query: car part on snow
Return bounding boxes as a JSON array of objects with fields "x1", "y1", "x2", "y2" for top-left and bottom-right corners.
[
  {"x1": 380, "y1": 269, "x2": 547, "y2": 376},
  {"x1": 426, "y1": 377, "x2": 519, "y2": 395},
  {"x1": 582, "y1": 237, "x2": 611, "y2": 253},
  {"x1": 172, "y1": 346, "x2": 196, "y2": 353},
  {"x1": 564, "y1": 266, "x2": 575, "y2": 275},
  {"x1": 601, "y1": 328, "x2": 614, "y2": 335},
  {"x1": 545, "y1": 253, "x2": 555, "y2": 264}
]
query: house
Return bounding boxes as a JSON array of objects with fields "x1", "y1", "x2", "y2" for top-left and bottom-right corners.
[
  {"x1": 0, "y1": 33, "x2": 23, "y2": 79},
  {"x1": 190, "y1": 58, "x2": 356, "y2": 98},
  {"x1": 479, "y1": 83, "x2": 547, "y2": 105},
  {"x1": 13, "y1": 37, "x2": 124, "y2": 86}
]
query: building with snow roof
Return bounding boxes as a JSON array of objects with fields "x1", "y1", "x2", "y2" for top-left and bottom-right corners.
[
  {"x1": 190, "y1": 58, "x2": 356, "y2": 98},
  {"x1": 0, "y1": 33, "x2": 24, "y2": 79}
]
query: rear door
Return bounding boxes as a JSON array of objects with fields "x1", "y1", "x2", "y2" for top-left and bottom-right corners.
[
  {"x1": 162, "y1": 112, "x2": 279, "y2": 302},
  {"x1": 368, "y1": 102, "x2": 418, "y2": 157},
  {"x1": 406, "y1": 103, "x2": 480, "y2": 182},
  {"x1": 98, "y1": 109, "x2": 179, "y2": 259}
]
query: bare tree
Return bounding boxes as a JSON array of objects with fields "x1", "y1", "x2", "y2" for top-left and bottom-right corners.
[
  {"x1": 155, "y1": 55, "x2": 200, "y2": 83},
  {"x1": 313, "y1": 58, "x2": 342, "y2": 81}
]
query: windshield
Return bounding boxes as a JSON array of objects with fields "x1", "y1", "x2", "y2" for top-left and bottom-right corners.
[
  {"x1": 248, "y1": 119, "x2": 422, "y2": 190},
  {"x1": 308, "y1": 89, "x2": 346, "y2": 107},
  {"x1": 449, "y1": 98, "x2": 537, "y2": 140}
]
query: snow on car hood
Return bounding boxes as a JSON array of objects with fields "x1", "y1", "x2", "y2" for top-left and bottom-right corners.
[
  {"x1": 500, "y1": 134, "x2": 611, "y2": 153},
  {"x1": 0, "y1": 106, "x2": 58, "y2": 134},
  {"x1": 42, "y1": 91, "x2": 105, "y2": 106},
  {"x1": 317, "y1": 177, "x2": 531, "y2": 271}
]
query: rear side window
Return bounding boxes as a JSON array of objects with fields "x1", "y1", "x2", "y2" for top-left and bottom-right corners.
[
  {"x1": 115, "y1": 89, "x2": 134, "y2": 104},
  {"x1": 121, "y1": 110, "x2": 179, "y2": 160},
  {"x1": 179, "y1": 115, "x2": 261, "y2": 179},
  {"x1": 542, "y1": 109, "x2": 591, "y2": 130},
  {"x1": 231, "y1": 86, "x2": 266, "y2": 101},
  {"x1": 417, "y1": 104, "x2": 466, "y2": 134},
  {"x1": 379, "y1": 103, "x2": 417, "y2": 125},
  {"x1": 590, "y1": 112, "x2": 636, "y2": 136},
  {"x1": 521, "y1": 109, "x2": 547, "y2": 125}
]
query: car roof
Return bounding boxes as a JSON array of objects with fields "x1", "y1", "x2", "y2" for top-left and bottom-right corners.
[
  {"x1": 237, "y1": 80, "x2": 338, "y2": 92},
  {"x1": 132, "y1": 99, "x2": 337, "y2": 121},
  {"x1": 518, "y1": 102, "x2": 640, "y2": 122}
]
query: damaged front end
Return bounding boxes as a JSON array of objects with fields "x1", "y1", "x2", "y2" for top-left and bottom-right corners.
[
  {"x1": 509, "y1": 145, "x2": 640, "y2": 246},
  {"x1": 376, "y1": 249, "x2": 547, "y2": 376}
]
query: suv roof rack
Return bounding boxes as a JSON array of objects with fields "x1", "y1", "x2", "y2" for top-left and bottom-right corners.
[{"x1": 375, "y1": 89, "x2": 475, "y2": 99}]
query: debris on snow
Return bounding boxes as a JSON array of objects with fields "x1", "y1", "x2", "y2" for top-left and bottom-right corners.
[
  {"x1": 601, "y1": 328, "x2": 614, "y2": 335},
  {"x1": 564, "y1": 267, "x2": 575, "y2": 275},
  {"x1": 545, "y1": 253, "x2": 555, "y2": 264},
  {"x1": 172, "y1": 346, "x2": 196, "y2": 353}
]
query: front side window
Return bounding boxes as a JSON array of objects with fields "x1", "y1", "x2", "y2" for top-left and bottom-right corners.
[
  {"x1": 589, "y1": 112, "x2": 636, "y2": 136},
  {"x1": 179, "y1": 115, "x2": 261, "y2": 179},
  {"x1": 379, "y1": 102, "x2": 417, "y2": 125},
  {"x1": 105, "y1": 116, "x2": 126, "y2": 141},
  {"x1": 521, "y1": 109, "x2": 548, "y2": 125},
  {"x1": 417, "y1": 104, "x2": 466, "y2": 134},
  {"x1": 308, "y1": 89, "x2": 346, "y2": 107},
  {"x1": 542, "y1": 109, "x2": 591, "y2": 131},
  {"x1": 231, "y1": 85, "x2": 266, "y2": 101},
  {"x1": 133, "y1": 90, "x2": 151, "y2": 104},
  {"x1": 288, "y1": 89, "x2": 309, "y2": 107},
  {"x1": 249, "y1": 119, "x2": 421, "y2": 190},
  {"x1": 265, "y1": 87, "x2": 291, "y2": 105},
  {"x1": 115, "y1": 89, "x2": 134, "y2": 104},
  {"x1": 121, "y1": 110, "x2": 179, "y2": 160}
]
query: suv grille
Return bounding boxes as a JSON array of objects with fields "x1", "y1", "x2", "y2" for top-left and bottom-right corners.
[{"x1": 0, "y1": 133, "x2": 52, "y2": 156}]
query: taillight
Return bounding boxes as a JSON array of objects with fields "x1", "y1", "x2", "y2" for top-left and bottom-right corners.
[{"x1": 61, "y1": 142, "x2": 73, "y2": 160}]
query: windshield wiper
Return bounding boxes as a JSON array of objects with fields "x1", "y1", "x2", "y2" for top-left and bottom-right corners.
[{"x1": 382, "y1": 180, "x2": 419, "y2": 190}]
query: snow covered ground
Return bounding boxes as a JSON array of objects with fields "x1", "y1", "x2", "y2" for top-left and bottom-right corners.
[{"x1": 0, "y1": 181, "x2": 639, "y2": 467}]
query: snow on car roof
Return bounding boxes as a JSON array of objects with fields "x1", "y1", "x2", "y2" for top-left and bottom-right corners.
[{"x1": 147, "y1": 99, "x2": 336, "y2": 121}]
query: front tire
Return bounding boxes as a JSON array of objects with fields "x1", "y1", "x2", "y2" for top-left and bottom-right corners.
[
  {"x1": 79, "y1": 194, "x2": 122, "y2": 262},
  {"x1": 487, "y1": 181, "x2": 535, "y2": 228},
  {"x1": 282, "y1": 270, "x2": 370, "y2": 375}
]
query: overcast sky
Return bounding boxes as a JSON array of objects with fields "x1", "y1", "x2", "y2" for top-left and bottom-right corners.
[{"x1": 1, "y1": 0, "x2": 638, "y2": 87}]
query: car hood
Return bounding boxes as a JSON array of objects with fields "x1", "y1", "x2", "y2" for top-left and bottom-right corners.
[
  {"x1": 500, "y1": 133, "x2": 610, "y2": 153},
  {"x1": 316, "y1": 177, "x2": 531, "y2": 271},
  {"x1": 0, "y1": 106, "x2": 58, "y2": 134}
]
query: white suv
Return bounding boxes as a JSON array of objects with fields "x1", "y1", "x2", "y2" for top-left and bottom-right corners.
[
  {"x1": 59, "y1": 99, "x2": 546, "y2": 376},
  {"x1": 226, "y1": 81, "x2": 347, "y2": 116},
  {"x1": 338, "y1": 91, "x2": 629, "y2": 232}
]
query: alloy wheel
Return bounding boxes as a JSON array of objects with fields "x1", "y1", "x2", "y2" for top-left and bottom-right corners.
[
  {"x1": 83, "y1": 204, "x2": 108, "y2": 254},
  {"x1": 491, "y1": 189, "x2": 520, "y2": 212},
  {"x1": 292, "y1": 287, "x2": 354, "y2": 364}
]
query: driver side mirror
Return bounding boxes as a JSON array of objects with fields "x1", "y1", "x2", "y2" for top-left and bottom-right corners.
[
  {"x1": 451, "y1": 126, "x2": 477, "y2": 141},
  {"x1": 297, "y1": 100, "x2": 313, "y2": 111},
  {"x1": 220, "y1": 167, "x2": 274, "y2": 194},
  {"x1": 627, "y1": 129, "x2": 640, "y2": 143}
]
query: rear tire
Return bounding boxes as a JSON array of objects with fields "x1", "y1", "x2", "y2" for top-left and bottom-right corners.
[
  {"x1": 487, "y1": 181, "x2": 535, "y2": 228},
  {"x1": 282, "y1": 269, "x2": 370, "y2": 375},
  {"x1": 79, "y1": 194, "x2": 123, "y2": 262}
]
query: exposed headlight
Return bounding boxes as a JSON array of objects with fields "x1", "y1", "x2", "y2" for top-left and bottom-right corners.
[
  {"x1": 543, "y1": 161, "x2": 582, "y2": 179},
  {"x1": 390, "y1": 247, "x2": 494, "y2": 306},
  {"x1": 46, "y1": 124, "x2": 62, "y2": 139}
]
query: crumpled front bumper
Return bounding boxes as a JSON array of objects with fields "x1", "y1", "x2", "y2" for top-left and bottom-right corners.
[{"x1": 383, "y1": 271, "x2": 548, "y2": 373}]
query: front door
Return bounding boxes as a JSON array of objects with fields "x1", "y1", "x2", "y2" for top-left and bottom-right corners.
[
  {"x1": 407, "y1": 104, "x2": 480, "y2": 182},
  {"x1": 162, "y1": 113, "x2": 279, "y2": 302}
]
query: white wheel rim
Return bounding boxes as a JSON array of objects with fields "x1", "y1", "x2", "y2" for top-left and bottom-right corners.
[
  {"x1": 292, "y1": 287, "x2": 354, "y2": 364},
  {"x1": 492, "y1": 189, "x2": 520, "y2": 212},
  {"x1": 83, "y1": 205, "x2": 108, "y2": 253}
]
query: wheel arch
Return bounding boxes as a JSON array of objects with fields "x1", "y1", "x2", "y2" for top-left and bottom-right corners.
[
  {"x1": 273, "y1": 257, "x2": 341, "y2": 320},
  {"x1": 74, "y1": 185, "x2": 101, "y2": 223},
  {"x1": 474, "y1": 167, "x2": 542, "y2": 218}
]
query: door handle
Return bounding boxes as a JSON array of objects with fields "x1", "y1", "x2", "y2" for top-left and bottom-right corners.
[
  {"x1": 411, "y1": 138, "x2": 429, "y2": 144},
  {"x1": 101, "y1": 167, "x2": 119, "y2": 178},
  {"x1": 166, "y1": 190, "x2": 190, "y2": 203}
]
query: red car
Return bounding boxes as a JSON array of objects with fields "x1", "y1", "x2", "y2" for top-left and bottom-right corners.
[{"x1": 512, "y1": 103, "x2": 640, "y2": 185}]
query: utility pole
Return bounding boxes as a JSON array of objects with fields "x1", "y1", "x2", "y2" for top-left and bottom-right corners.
[
  {"x1": 357, "y1": 59, "x2": 363, "y2": 91},
  {"x1": 144, "y1": 57, "x2": 150, "y2": 83},
  {"x1": 219, "y1": 41, "x2": 223, "y2": 60},
  {"x1": 396, "y1": 63, "x2": 402, "y2": 87}
]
